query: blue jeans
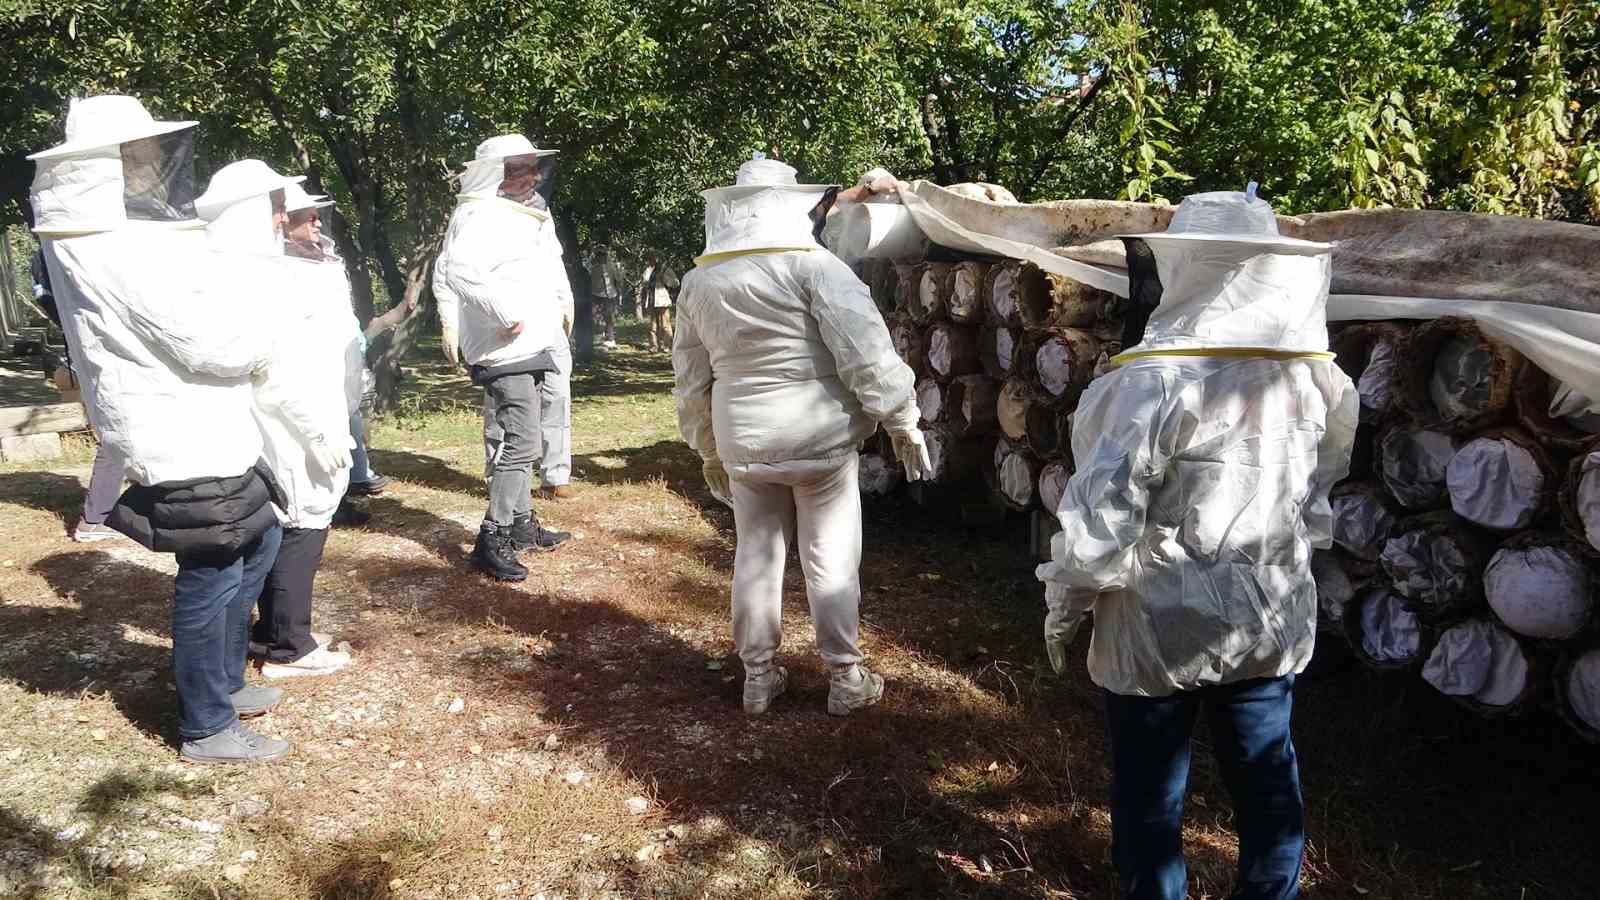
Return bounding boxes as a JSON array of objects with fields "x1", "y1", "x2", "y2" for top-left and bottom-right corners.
[
  {"x1": 1103, "y1": 675, "x2": 1304, "y2": 900},
  {"x1": 349, "y1": 411, "x2": 381, "y2": 484},
  {"x1": 171, "y1": 524, "x2": 282, "y2": 739}
]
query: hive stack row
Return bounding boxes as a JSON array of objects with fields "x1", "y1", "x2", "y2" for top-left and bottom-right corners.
[
  {"x1": 856, "y1": 256, "x2": 1123, "y2": 517},
  {"x1": 1320, "y1": 317, "x2": 1600, "y2": 742}
]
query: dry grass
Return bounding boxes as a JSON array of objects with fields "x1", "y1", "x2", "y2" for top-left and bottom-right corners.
[{"x1": 1, "y1": 323, "x2": 1596, "y2": 898}]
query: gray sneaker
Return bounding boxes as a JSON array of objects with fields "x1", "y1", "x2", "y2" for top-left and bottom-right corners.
[
  {"x1": 742, "y1": 666, "x2": 789, "y2": 715},
  {"x1": 180, "y1": 721, "x2": 291, "y2": 765},
  {"x1": 72, "y1": 520, "x2": 119, "y2": 543},
  {"x1": 827, "y1": 665, "x2": 885, "y2": 717},
  {"x1": 230, "y1": 685, "x2": 282, "y2": 718}
]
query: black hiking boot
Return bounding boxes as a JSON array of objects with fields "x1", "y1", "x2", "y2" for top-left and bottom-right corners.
[
  {"x1": 470, "y1": 523, "x2": 528, "y2": 581},
  {"x1": 511, "y1": 512, "x2": 572, "y2": 553}
]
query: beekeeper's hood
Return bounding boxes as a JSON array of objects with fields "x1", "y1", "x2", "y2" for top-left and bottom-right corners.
[
  {"x1": 29, "y1": 94, "x2": 201, "y2": 236},
  {"x1": 456, "y1": 133, "x2": 559, "y2": 213},
  {"x1": 284, "y1": 181, "x2": 333, "y2": 213},
  {"x1": 195, "y1": 159, "x2": 304, "y2": 255},
  {"x1": 698, "y1": 155, "x2": 835, "y2": 263},
  {"x1": 1117, "y1": 189, "x2": 1336, "y2": 360}
]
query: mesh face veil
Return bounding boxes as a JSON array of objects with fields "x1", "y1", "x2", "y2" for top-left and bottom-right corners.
[{"x1": 119, "y1": 129, "x2": 197, "y2": 222}]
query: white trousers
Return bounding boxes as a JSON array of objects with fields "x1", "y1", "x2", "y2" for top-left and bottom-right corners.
[
  {"x1": 483, "y1": 343, "x2": 572, "y2": 486},
  {"x1": 727, "y1": 453, "x2": 863, "y2": 674}
]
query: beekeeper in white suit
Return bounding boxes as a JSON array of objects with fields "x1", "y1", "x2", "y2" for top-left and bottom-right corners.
[
  {"x1": 674, "y1": 155, "x2": 932, "y2": 717},
  {"x1": 30, "y1": 96, "x2": 291, "y2": 765},
  {"x1": 193, "y1": 169, "x2": 362, "y2": 679},
  {"x1": 433, "y1": 134, "x2": 574, "y2": 582},
  {"x1": 1037, "y1": 190, "x2": 1358, "y2": 900}
]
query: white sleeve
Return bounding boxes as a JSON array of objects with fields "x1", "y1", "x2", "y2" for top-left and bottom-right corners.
[
  {"x1": 1304, "y1": 365, "x2": 1359, "y2": 548},
  {"x1": 1035, "y1": 368, "x2": 1173, "y2": 594},
  {"x1": 671, "y1": 277, "x2": 717, "y2": 460},
  {"x1": 802, "y1": 252, "x2": 919, "y2": 436}
]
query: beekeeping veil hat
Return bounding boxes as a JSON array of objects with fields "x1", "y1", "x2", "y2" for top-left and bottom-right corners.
[
  {"x1": 284, "y1": 181, "x2": 334, "y2": 213},
  {"x1": 29, "y1": 95, "x2": 201, "y2": 236},
  {"x1": 195, "y1": 159, "x2": 304, "y2": 255},
  {"x1": 698, "y1": 154, "x2": 837, "y2": 262},
  {"x1": 456, "y1": 133, "x2": 559, "y2": 210},
  {"x1": 1116, "y1": 188, "x2": 1338, "y2": 359}
]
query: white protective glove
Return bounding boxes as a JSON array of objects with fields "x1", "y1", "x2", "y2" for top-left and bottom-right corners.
[
  {"x1": 1043, "y1": 583, "x2": 1087, "y2": 676},
  {"x1": 890, "y1": 428, "x2": 934, "y2": 482},
  {"x1": 441, "y1": 323, "x2": 462, "y2": 369},
  {"x1": 701, "y1": 454, "x2": 733, "y2": 508},
  {"x1": 307, "y1": 438, "x2": 353, "y2": 483}
]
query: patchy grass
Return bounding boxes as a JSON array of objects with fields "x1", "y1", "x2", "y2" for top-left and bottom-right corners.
[{"x1": 1, "y1": 324, "x2": 1597, "y2": 898}]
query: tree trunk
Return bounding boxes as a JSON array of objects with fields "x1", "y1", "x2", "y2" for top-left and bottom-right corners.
[
  {"x1": 1379, "y1": 512, "x2": 1492, "y2": 625},
  {"x1": 1021, "y1": 329, "x2": 1100, "y2": 408},
  {"x1": 1016, "y1": 267, "x2": 1109, "y2": 331},
  {"x1": 924, "y1": 322, "x2": 980, "y2": 382},
  {"x1": 1038, "y1": 459, "x2": 1073, "y2": 517},
  {"x1": 924, "y1": 423, "x2": 985, "y2": 483},
  {"x1": 997, "y1": 446, "x2": 1042, "y2": 510},
  {"x1": 893, "y1": 263, "x2": 920, "y2": 318},
  {"x1": 859, "y1": 452, "x2": 904, "y2": 497},
  {"x1": 369, "y1": 248, "x2": 436, "y2": 412},
  {"x1": 1026, "y1": 403, "x2": 1063, "y2": 457},
  {"x1": 1331, "y1": 481, "x2": 1398, "y2": 561},
  {"x1": 1555, "y1": 647, "x2": 1600, "y2": 742},
  {"x1": 1422, "y1": 618, "x2": 1540, "y2": 717}
]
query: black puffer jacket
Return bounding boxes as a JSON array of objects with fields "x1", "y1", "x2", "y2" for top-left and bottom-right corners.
[{"x1": 108, "y1": 465, "x2": 281, "y2": 557}]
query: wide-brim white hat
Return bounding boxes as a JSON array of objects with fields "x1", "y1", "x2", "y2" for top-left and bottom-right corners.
[
  {"x1": 284, "y1": 180, "x2": 333, "y2": 213},
  {"x1": 28, "y1": 95, "x2": 197, "y2": 161},
  {"x1": 194, "y1": 159, "x2": 305, "y2": 222},
  {"x1": 462, "y1": 133, "x2": 559, "y2": 168},
  {"x1": 702, "y1": 156, "x2": 834, "y2": 202},
  {"x1": 1121, "y1": 190, "x2": 1331, "y2": 255}
]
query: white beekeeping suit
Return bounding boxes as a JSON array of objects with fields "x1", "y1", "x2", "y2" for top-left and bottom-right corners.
[
  {"x1": 1037, "y1": 190, "x2": 1359, "y2": 697},
  {"x1": 673, "y1": 156, "x2": 932, "y2": 718},
  {"x1": 193, "y1": 165, "x2": 360, "y2": 529},
  {"x1": 432, "y1": 134, "x2": 572, "y2": 371},
  {"x1": 32, "y1": 100, "x2": 276, "y2": 490}
]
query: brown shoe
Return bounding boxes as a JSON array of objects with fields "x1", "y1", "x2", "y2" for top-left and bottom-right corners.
[{"x1": 537, "y1": 484, "x2": 579, "y2": 501}]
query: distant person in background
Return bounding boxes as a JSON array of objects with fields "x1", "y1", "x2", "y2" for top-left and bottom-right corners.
[
  {"x1": 640, "y1": 254, "x2": 678, "y2": 352},
  {"x1": 31, "y1": 247, "x2": 127, "y2": 543},
  {"x1": 589, "y1": 244, "x2": 624, "y2": 349}
]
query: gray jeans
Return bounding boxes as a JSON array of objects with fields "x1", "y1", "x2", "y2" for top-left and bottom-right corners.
[
  {"x1": 482, "y1": 373, "x2": 544, "y2": 527},
  {"x1": 83, "y1": 445, "x2": 126, "y2": 525},
  {"x1": 484, "y1": 344, "x2": 571, "y2": 487}
]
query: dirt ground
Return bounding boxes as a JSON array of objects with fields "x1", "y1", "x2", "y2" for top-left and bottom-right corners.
[{"x1": 1, "y1": 329, "x2": 1596, "y2": 899}]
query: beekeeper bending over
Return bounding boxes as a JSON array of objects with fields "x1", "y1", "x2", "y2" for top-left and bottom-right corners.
[
  {"x1": 31, "y1": 96, "x2": 290, "y2": 765},
  {"x1": 673, "y1": 156, "x2": 932, "y2": 717},
  {"x1": 1037, "y1": 191, "x2": 1357, "y2": 900}
]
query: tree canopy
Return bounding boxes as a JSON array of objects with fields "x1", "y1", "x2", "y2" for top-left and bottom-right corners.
[{"x1": 2, "y1": 0, "x2": 1595, "y2": 384}]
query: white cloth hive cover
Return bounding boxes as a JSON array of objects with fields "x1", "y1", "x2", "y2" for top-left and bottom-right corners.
[
  {"x1": 1569, "y1": 650, "x2": 1600, "y2": 732},
  {"x1": 1423, "y1": 619, "x2": 1528, "y2": 707},
  {"x1": 1446, "y1": 436, "x2": 1547, "y2": 531},
  {"x1": 994, "y1": 328, "x2": 1015, "y2": 373},
  {"x1": 1381, "y1": 529, "x2": 1472, "y2": 610},
  {"x1": 1578, "y1": 453, "x2": 1600, "y2": 553},
  {"x1": 1485, "y1": 545, "x2": 1593, "y2": 640},
  {"x1": 917, "y1": 379, "x2": 943, "y2": 423},
  {"x1": 999, "y1": 452, "x2": 1035, "y2": 504},
  {"x1": 1036, "y1": 338, "x2": 1075, "y2": 399},
  {"x1": 1039, "y1": 461, "x2": 1071, "y2": 516},
  {"x1": 1312, "y1": 551, "x2": 1356, "y2": 626},
  {"x1": 1357, "y1": 336, "x2": 1399, "y2": 422},
  {"x1": 1332, "y1": 490, "x2": 1394, "y2": 560},
  {"x1": 1380, "y1": 427, "x2": 1457, "y2": 509},
  {"x1": 1360, "y1": 589, "x2": 1420, "y2": 663},
  {"x1": 1428, "y1": 336, "x2": 1494, "y2": 420}
]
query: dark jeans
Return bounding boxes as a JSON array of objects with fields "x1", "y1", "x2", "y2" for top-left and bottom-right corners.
[
  {"x1": 1104, "y1": 675, "x2": 1304, "y2": 900},
  {"x1": 250, "y1": 526, "x2": 329, "y2": 663},
  {"x1": 484, "y1": 372, "x2": 543, "y2": 526},
  {"x1": 172, "y1": 523, "x2": 282, "y2": 739}
]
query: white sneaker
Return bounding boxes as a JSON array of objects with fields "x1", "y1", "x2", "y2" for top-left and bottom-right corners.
[
  {"x1": 261, "y1": 646, "x2": 352, "y2": 680},
  {"x1": 72, "y1": 520, "x2": 119, "y2": 542},
  {"x1": 827, "y1": 665, "x2": 885, "y2": 716},
  {"x1": 312, "y1": 632, "x2": 333, "y2": 650},
  {"x1": 742, "y1": 666, "x2": 788, "y2": 715}
]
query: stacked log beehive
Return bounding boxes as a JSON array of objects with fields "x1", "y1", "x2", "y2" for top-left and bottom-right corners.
[{"x1": 1319, "y1": 317, "x2": 1600, "y2": 741}]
